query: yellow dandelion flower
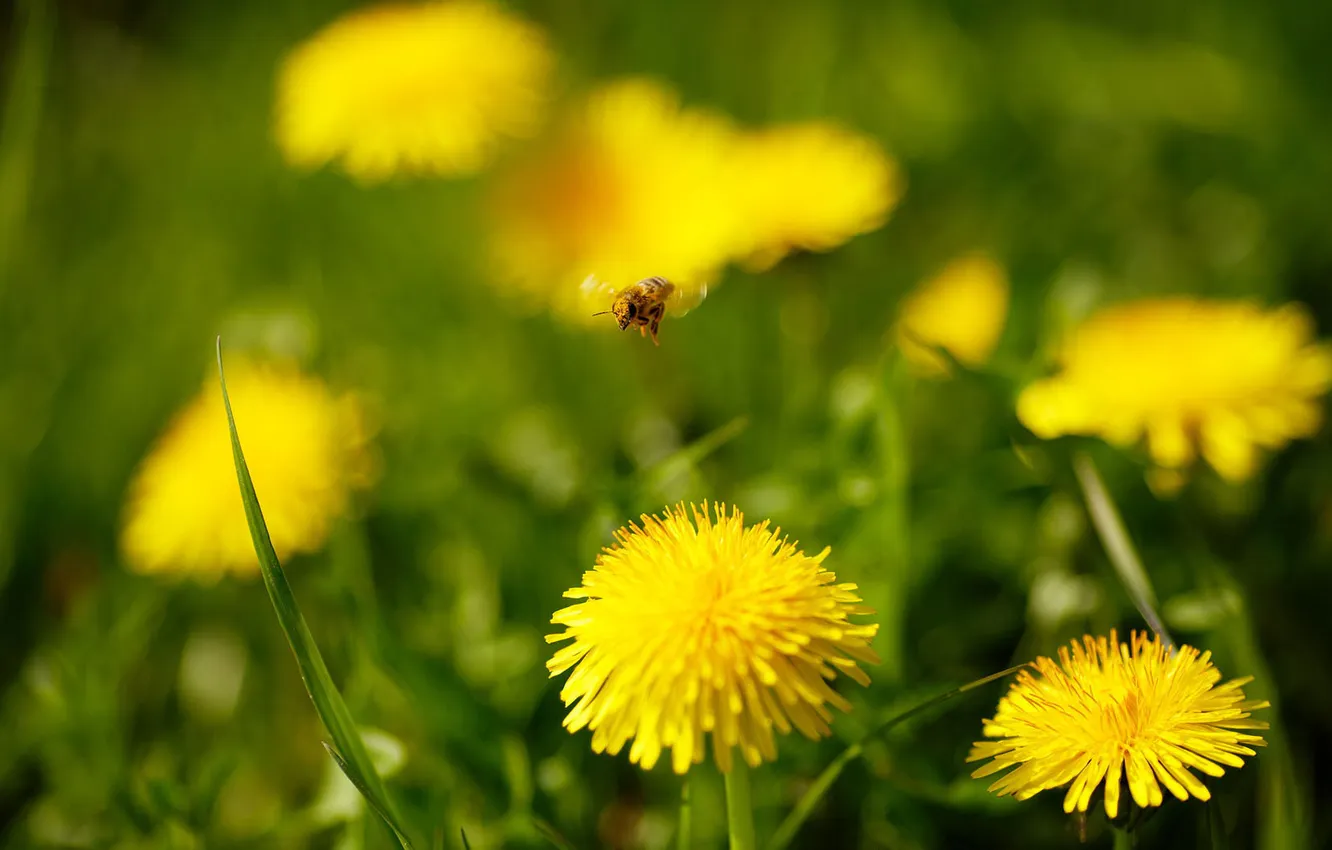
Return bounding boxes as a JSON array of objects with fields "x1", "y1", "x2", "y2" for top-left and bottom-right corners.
[
  {"x1": 546, "y1": 502, "x2": 880, "y2": 774},
  {"x1": 968, "y1": 631, "x2": 1268, "y2": 819},
  {"x1": 487, "y1": 78, "x2": 743, "y2": 320},
  {"x1": 895, "y1": 253, "x2": 1010, "y2": 376},
  {"x1": 1018, "y1": 298, "x2": 1332, "y2": 481},
  {"x1": 121, "y1": 360, "x2": 377, "y2": 579},
  {"x1": 275, "y1": 1, "x2": 552, "y2": 182},
  {"x1": 733, "y1": 122, "x2": 902, "y2": 271}
]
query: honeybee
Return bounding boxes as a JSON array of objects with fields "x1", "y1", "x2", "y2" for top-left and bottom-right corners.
[
  {"x1": 587, "y1": 275, "x2": 706, "y2": 346},
  {"x1": 594, "y1": 276, "x2": 674, "y2": 346}
]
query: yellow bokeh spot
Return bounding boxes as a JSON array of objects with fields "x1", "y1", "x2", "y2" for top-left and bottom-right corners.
[
  {"x1": 732, "y1": 122, "x2": 902, "y2": 271},
  {"x1": 1017, "y1": 297, "x2": 1332, "y2": 483},
  {"x1": 895, "y1": 253, "x2": 1010, "y2": 376},
  {"x1": 488, "y1": 78, "x2": 739, "y2": 320},
  {"x1": 487, "y1": 80, "x2": 902, "y2": 327},
  {"x1": 275, "y1": 1, "x2": 553, "y2": 181},
  {"x1": 121, "y1": 360, "x2": 377, "y2": 579}
]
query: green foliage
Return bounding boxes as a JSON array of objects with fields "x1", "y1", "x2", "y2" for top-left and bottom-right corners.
[{"x1": 1, "y1": 0, "x2": 1330, "y2": 848}]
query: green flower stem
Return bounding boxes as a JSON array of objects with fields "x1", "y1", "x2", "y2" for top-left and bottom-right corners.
[
  {"x1": 872, "y1": 356, "x2": 913, "y2": 682},
  {"x1": 1072, "y1": 452, "x2": 1173, "y2": 647},
  {"x1": 677, "y1": 778, "x2": 692, "y2": 850},
  {"x1": 725, "y1": 761, "x2": 758, "y2": 850},
  {"x1": 1113, "y1": 826, "x2": 1135, "y2": 850}
]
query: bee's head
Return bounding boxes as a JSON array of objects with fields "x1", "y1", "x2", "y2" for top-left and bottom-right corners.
[{"x1": 611, "y1": 299, "x2": 637, "y2": 330}]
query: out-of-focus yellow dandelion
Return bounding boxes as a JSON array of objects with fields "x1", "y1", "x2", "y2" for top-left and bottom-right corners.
[
  {"x1": 968, "y1": 631, "x2": 1268, "y2": 819},
  {"x1": 733, "y1": 122, "x2": 902, "y2": 271},
  {"x1": 275, "y1": 1, "x2": 552, "y2": 182},
  {"x1": 121, "y1": 360, "x2": 377, "y2": 579},
  {"x1": 487, "y1": 79, "x2": 743, "y2": 320},
  {"x1": 546, "y1": 502, "x2": 880, "y2": 774},
  {"x1": 1018, "y1": 298, "x2": 1332, "y2": 482},
  {"x1": 895, "y1": 253, "x2": 1010, "y2": 375}
]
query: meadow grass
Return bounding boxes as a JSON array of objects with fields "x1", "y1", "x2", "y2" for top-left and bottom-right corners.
[{"x1": 1, "y1": 0, "x2": 1329, "y2": 847}]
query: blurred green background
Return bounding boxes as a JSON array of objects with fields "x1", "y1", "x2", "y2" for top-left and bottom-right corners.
[{"x1": 3, "y1": 0, "x2": 1332, "y2": 847}]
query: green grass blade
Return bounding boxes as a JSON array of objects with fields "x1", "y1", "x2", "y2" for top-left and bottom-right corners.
[
  {"x1": 0, "y1": 0, "x2": 53, "y2": 290},
  {"x1": 640, "y1": 415, "x2": 748, "y2": 496},
  {"x1": 1206, "y1": 802, "x2": 1230, "y2": 850},
  {"x1": 323, "y1": 743, "x2": 416, "y2": 849},
  {"x1": 766, "y1": 664, "x2": 1025, "y2": 850},
  {"x1": 217, "y1": 339, "x2": 415, "y2": 850},
  {"x1": 1212, "y1": 573, "x2": 1310, "y2": 850},
  {"x1": 1072, "y1": 452, "x2": 1173, "y2": 647},
  {"x1": 532, "y1": 816, "x2": 579, "y2": 850},
  {"x1": 459, "y1": 829, "x2": 471, "y2": 850}
]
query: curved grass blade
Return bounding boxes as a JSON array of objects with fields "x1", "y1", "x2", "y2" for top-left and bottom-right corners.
[
  {"x1": 459, "y1": 829, "x2": 471, "y2": 850},
  {"x1": 1072, "y1": 452, "x2": 1172, "y2": 647},
  {"x1": 766, "y1": 664, "x2": 1026, "y2": 850},
  {"x1": 532, "y1": 816, "x2": 579, "y2": 850},
  {"x1": 640, "y1": 415, "x2": 748, "y2": 496},
  {"x1": 323, "y1": 743, "x2": 415, "y2": 849},
  {"x1": 217, "y1": 339, "x2": 415, "y2": 850}
]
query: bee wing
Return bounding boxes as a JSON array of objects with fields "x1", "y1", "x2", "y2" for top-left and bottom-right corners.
[
  {"x1": 667, "y1": 279, "x2": 709, "y2": 318},
  {"x1": 581, "y1": 273, "x2": 619, "y2": 301}
]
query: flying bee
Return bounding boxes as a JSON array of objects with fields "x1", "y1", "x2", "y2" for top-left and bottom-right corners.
[{"x1": 586, "y1": 274, "x2": 707, "y2": 346}]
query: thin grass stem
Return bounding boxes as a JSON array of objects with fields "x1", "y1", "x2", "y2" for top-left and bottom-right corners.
[
  {"x1": 767, "y1": 664, "x2": 1025, "y2": 850},
  {"x1": 1072, "y1": 452, "x2": 1173, "y2": 647},
  {"x1": 0, "y1": 0, "x2": 53, "y2": 293}
]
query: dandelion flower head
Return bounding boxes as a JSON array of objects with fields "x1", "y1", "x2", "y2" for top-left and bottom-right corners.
[
  {"x1": 276, "y1": 1, "x2": 553, "y2": 181},
  {"x1": 121, "y1": 359, "x2": 377, "y2": 579},
  {"x1": 1018, "y1": 298, "x2": 1332, "y2": 481},
  {"x1": 547, "y1": 502, "x2": 880, "y2": 774},
  {"x1": 895, "y1": 253, "x2": 1010, "y2": 376},
  {"x1": 733, "y1": 122, "x2": 902, "y2": 271},
  {"x1": 968, "y1": 631, "x2": 1268, "y2": 819},
  {"x1": 488, "y1": 79, "x2": 742, "y2": 320}
]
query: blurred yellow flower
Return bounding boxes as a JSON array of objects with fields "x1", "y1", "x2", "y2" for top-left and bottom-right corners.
[
  {"x1": 487, "y1": 79, "x2": 743, "y2": 320},
  {"x1": 734, "y1": 122, "x2": 902, "y2": 271},
  {"x1": 275, "y1": 1, "x2": 552, "y2": 181},
  {"x1": 121, "y1": 360, "x2": 377, "y2": 579},
  {"x1": 546, "y1": 502, "x2": 879, "y2": 774},
  {"x1": 1018, "y1": 298, "x2": 1332, "y2": 481},
  {"x1": 968, "y1": 631, "x2": 1267, "y2": 819},
  {"x1": 895, "y1": 253, "x2": 1009, "y2": 375}
]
